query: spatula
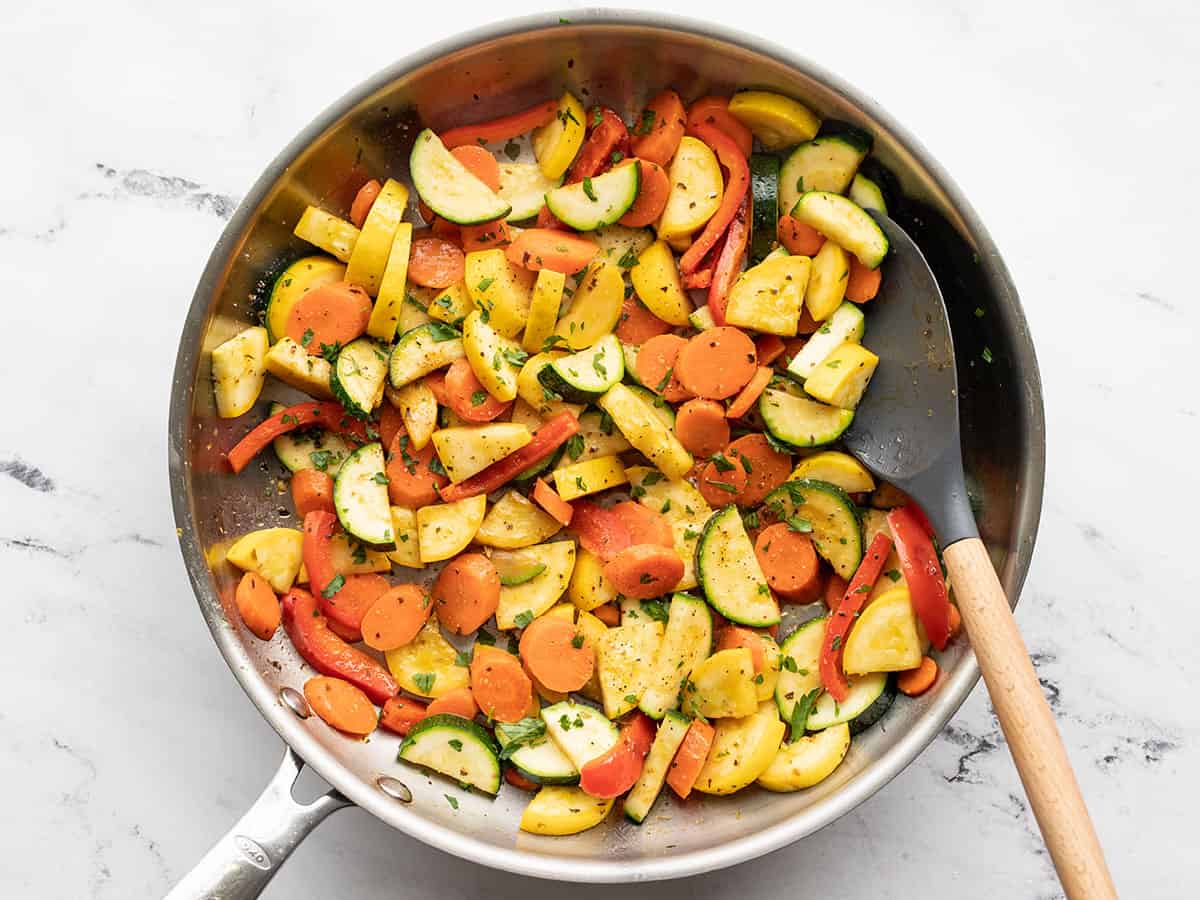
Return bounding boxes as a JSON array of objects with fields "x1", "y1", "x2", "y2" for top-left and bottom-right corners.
[{"x1": 841, "y1": 213, "x2": 1116, "y2": 899}]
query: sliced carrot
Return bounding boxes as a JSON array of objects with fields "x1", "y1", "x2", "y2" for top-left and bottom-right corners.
[
  {"x1": 470, "y1": 644, "x2": 534, "y2": 723},
  {"x1": 603, "y1": 544, "x2": 684, "y2": 600},
  {"x1": 408, "y1": 237, "x2": 466, "y2": 289},
  {"x1": 697, "y1": 453, "x2": 748, "y2": 507},
  {"x1": 460, "y1": 220, "x2": 510, "y2": 253},
  {"x1": 617, "y1": 158, "x2": 671, "y2": 227},
  {"x1": 291, "y1": 469, "x2": 335, "y2": 518},
  {"x1": 681, "y1": 267, "x2": 713, "y2": 290},
  {"x1": 674, "y1": 327, "x2": 757, "y2": 400},
  {"x1": 235, "y1": 572, "x2": 280, "y2": 640},
  {"x1": 686, "y1": 96, "x2": 753, "y2": 159},
  {"x1": 716, "y1": 626, "x2": 767, "y2": 672},
  {"x1": 505, "y1": 228, "x2": 598, "y2": 274},
  {"x1": 636, "y1": 333, "x2": 693, "y2": 403},
  {"x1": 532, "y1": 478, "x2": 574, "y2": 526},
  {"x1": 795, "y1": 308, "x2": 821, "y2": 334},
  {"x1": 727, "y1": 433, "x2": 792, "y2": 506},
  {"x1": 430, "y1": 215, "x2": 462, "y2": 243},
  {"x1": 754, "y1": 335, "x2": 786, "y2": 367},
  {"x1": 450, "y1": 145, "x2": 501, "y2": 191},
  {"x1": 379, "y1": 401, "x2": 406, "y2": 451},
  {"x1": 444, "y1": 357, "x2": 511, "y2": 423},
  {"x1": 285, "y1": 281, "x2": 372, "y2": 355},
  {"x1": 612, "y1": 501, "x2": 675, "y2": 548},
  {"x1": 304, "y1": 676, "x2": 378, "y2": 736},
  {"x1": 385, "y1": 430, "x2": 449, "y2": 508},
  {"x1": 666, "y1": 718, "x2": 715, "y2": 799},
  {"x1": 504, "y1": 766, "x2": 540, "y2": 791},
  {"x1": 567, "y1": 107, "x2": 629, "y2": 183},
  {"x1": 725, "y1": 367, "x2": 773, "y2": 420},
  {"x1": 846, "y1": 256, "x2": 882, "y2": 303},
  {"x1": 897, "y1": 656, "x2": 939, "y2": 697},
  {"x1": 425, "y1": 685, "x2": 479, "y2": 720},
  {"x1": 519, "y1": 617, "x2": 594, "y2": 692},
  {"x1": 432, "y1": 553, "x2": 500, "y2": 635},
  {"x1": 592, "y1": 603, "x2": 620, "y2": 627},
  {"x1": 630, "y1": 90, "x2": 687, "y2": 167},
  {"x1": 754, "y1": 522, "x2": 821, "y2": 602},
  {"x1": 947, "y1": 603, "x2": 962, "y2": 639},
  {"x1": 320, "y1": 572, "x2": 390, "y2": 638},
  {"x1": 568, "y1": 500, "x2": 633, "y2": 561},
  {"x1": 360, "y1": 584, "x2": 433, "y2": 651},
  {"x1": 439, "y1": 99, "x2": 559, "y2": 149},
  {"x1": 379, "y1": 695, "x2": 428, "y2": 736},
  {"x1": 615, "y1": 293, "x2": 672, "y2": 345},
  {"x1": 350, "y1": 179, "x2": 382, "y2": 229},
  {"x1": 674, "y1": 398, "x2": 730, "y2": 457},
  {"x1": 823, "y1": 573, "x2": 848, "y2": 611},
  {"x1": 424, "y1": 371, "x2": 449, "y2": 406},
  {"x1": 777, "y1": 215, "x2": 825, "y2": 256}
]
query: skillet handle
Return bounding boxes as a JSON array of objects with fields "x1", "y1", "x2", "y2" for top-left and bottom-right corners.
[{"x1": 164, "y1": 745, "x2": 351, "y2": 900}]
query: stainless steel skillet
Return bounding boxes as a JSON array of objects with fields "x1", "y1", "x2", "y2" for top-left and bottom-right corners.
[{"x1": 166, "y1": 10, "x2": 1045, "y2": 897}]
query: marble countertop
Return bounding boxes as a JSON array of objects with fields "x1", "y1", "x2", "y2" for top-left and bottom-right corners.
[{"x1": 3, "y1": 1, "x2": 1196, "y2": 897}]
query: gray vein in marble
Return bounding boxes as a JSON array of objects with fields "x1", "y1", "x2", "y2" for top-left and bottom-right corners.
[
  {"x1": 89, "y1": 163, "x2": 239, "y2": 219},
  {"x1": 0, "y1": 457, "x2": 56, "y2": 492},
  {"x1": 1, "y1": 531, "x2": 164, "y2": 561},
  {"x1": 1135, "y1": 290, "x2": 1175, "y2": 311}
]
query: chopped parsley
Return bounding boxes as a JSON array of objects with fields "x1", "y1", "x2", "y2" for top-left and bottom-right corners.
[
  {"x1": 640, "y1": 599, "x2": 670, "y2": 622},
  {"x1": 497, "y1": 717, "x2": 547, "y2": 759},
  {"x1": 300, "y1": 328, "x2": 314, "y2": 347},
  {"x1": 513, "y1": 609, "x2": 534, "y2": 629},
  {"x1": 476, "y1": 276, "x2": 495, "y2": 293},
  {"x1": 372, "y1": 472, "x2": 389, "y2": 485},
  {"x1": 571, "y1": 633, "x2": 585, "y2": 649},
  {"x1": 321, "y1": 574, "x2": 345, "y2": 598},
  {"x1": 564, "y1": 433, "x2": 584, "y2": 461},
  {"x1": 617, "y1": 247, "x2": 640, "y2": 269},
  {"x1": 412, "y1": 672, "x2": 436, "y2": 694},
  {"x1": 444, "y1": 794, "x2": 459, "y2": 809},
  {"x1": 471, "y1": 390, "x2": 487, "y2": 407}
]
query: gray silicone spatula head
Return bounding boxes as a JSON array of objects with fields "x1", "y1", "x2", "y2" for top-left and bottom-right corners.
[{"x1": 840, "y1": 213, "x2": 977, "y2": 545}]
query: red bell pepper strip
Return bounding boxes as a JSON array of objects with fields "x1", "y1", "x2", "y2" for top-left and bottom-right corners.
[
  {"x1": 579, "y1": 712, "x2": 655, "y2": 798},
  {"x1": 707, "y1": 193, "x2": 750, "y2": 324},
  {"x1": 280, "y1": 587, "x2": 399, "y2": 705},
  {"x1": 568, "y1": 500, "x2": 634, "y2": 562},
  {"x1": 755, "y1": 334, "x2": 786, "y2": 366},
  {"x1": 439, "y1": 99, "x2": 559, "y2": 149},
  {"x1": 301, "y1": 510, "x2": 339, "y2": 596},
  {"x1": 437, "y1": 411, "x2": 580, "y2": 502},
  {"x1": 227, "y1": 402, "x2": 367, "y2": 474},
  {"x1": 888, "y1": 506, "x2": 952, "y2": 650},
  {"x1": 567, "y1": 107, "x2": 629, "y2": 183},
  {"x1": 819, "y1": 532, "x2": 894, "y2": 702},
  {"x1": 679, "y1": 122, "x2": 751, "y2": 275}
]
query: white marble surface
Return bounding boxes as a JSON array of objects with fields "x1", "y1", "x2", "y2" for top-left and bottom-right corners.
[{"x1": 2, "y1": 1, "x2": 1197, "y2": 897}]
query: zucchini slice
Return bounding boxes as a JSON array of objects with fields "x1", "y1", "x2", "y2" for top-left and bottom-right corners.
[
  {"x1": 804, "y1": 239, "x2": 850, "y2": 321},
  {"x1": 410, "y1": 129, "x2": 511, "y2": 226},
  {"x1": 657, "y1": 136, "x2": 723, "y2": 241},
  {"x1": 496, "y1": 720, "x2": 579, "y2": 785},
  {"x1": 597, "y1": 383, "x2": 693, "y2": 480},
  {"x1": 388, "y1": 323, "x2": 466, "y2": 388},
  {"x1": 624, "y1": 711, "x2": 691, "y2": 824},
  {"x1": 555, "y1": 260, "x2": 624, "y2": 350},
  {"x1": 688, "y1": 304, "x2": 716, "y2": 331},
  {"x1": 764, "y1": 479, "x2": 863, "y2": 579},
  {"x1": 792, "y1": 191, "x2": 889, "y2": 269},
  {"x1": 843, "y1": 585, "x2": 923, "y2": 674},
  {"x1": 498, "y1": 161, "x2": 562, "y2": 222},
  {"x1": 806, "y1": 672, "x2": 890, "y2": 732},
  {"x1": 728, "y1": 91, "x2": 822, "y2": 150},
  {"x1": 695, "y1": 506, "x2": 780, "y2": 627},
  {"x1": 638, "y1": 594, "x2": 714, "y2": 719},
  {"x1": 625, "y1": 385, "x2": 676, "y2": 428},
  {"x1": 779, "y1": 135, "x2": 869, "y2": 216},
  {"x1": 520, "y1": 786, "x2": 613, "y2": 836},
  {"x1": 849, "y1": 173, "x2": 888, "y2": 215},
  {"x1": 757, "y1": 721, "x2": 850, "y2": 792},
  {"x1": 533, "y1": 93, "x2": 587, "y2": 180},
  {"x1": 333, "y1": 443, "x2": 394, "y2": 549},
  {"x1": 693, "y1": 702, "x2": 786, "y2": 796},
  {"x1": 551, "y1": 454, "x2": 627, "y2": 501},
  {"x1": 774, "y1": 614, "x2": 824, "y2": 723},
  {"x1": 787, "y1": 301, "x2": 866, "y2": 379},
  {"x1": 265, "y1": 256, "x2": 345, "y2": 343},
  {"x1": 759, "y1": 387, "x2": 854, "y2": 448},
  {"x1": 330, "y1": 338, "x2": 388, "y2": 418},
  {"x1": 803, "y1": 342, "x2": 879, "y2": 410},
  {"x1": 397, "y1": 713, "x2": 501, "y2": 795},
  {"x1": 416, "y1": 494, "x2": 487, "y2": 563},
  {"x1": 541, "y1": 701, "x2": 620, "y2": 769},
  {"x1": 682, "y1": 647, "x2": 758, "y2": 719},
  {"x1": 749, "y1": 153, "x2": 781, "y2": 264},
  {"x1": 545, "y1": 163, "x2": 640, "y2": 231},
  {"x1": 572, "y1": 409, "x2": 633, "y2": 462},
  {"x1": 268, "y1": 402, "x2": 352, "y2": 475},
  {"x1": 789, "y1": 450, "x2": 875, "y2": 493},
  {"x1": 537, "y1": 333, "x2": 623, "y2": 402},
  {"x1": 494, "y1": 540, "x2": 576, "y2": 629}
]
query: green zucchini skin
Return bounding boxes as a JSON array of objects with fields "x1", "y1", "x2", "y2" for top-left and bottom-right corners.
[
  {"x1": 749, "y1": 153, "x2": 781, "y2": 264},
  {"x1": 695, "y1": 506, "x2": 780, "y2": 627},
  {"x1": 397, "y1": 713, "x2": 502, "y2": 794},
  {"x1": 847, "y1": 677, "x2": 896, "y2": 735},
  {"x1": 536, "y1": 334, "x2": 623, "y2": 402}
]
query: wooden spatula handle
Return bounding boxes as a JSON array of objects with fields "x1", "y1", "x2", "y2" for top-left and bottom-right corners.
[{"x1": 943, "y1": 538, "x2": 1116, "y2": 899}]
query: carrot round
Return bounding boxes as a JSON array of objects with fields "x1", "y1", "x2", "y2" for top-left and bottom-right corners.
[
  {"x1": 666, "y1": 718, "x2": 715, "y2": 799},
  {"x1": 592, "y1": 603, "x2": 620, "y2": 626},
  {"x1": 674, "y1": 398, "x2": 730, "y2": 457},
  {"x1": 697, "y1": 453, "x2": 748, "y2": 507},
  {"x1": 716, "y1": 626, "x2": 767, "y2": 672},
  {"x1": 617, "y1": 158, "x2": 670, "y2": 227},
  {"x1": 304, "y1": 676, "x2": 378, "y2": 736},
  {"x1": 430, "y1": 215, "x2": 462, "y2": 243},
  {"x1": 235, "y1": 572, "x2": 280, "y2": 640},
  {"x1": 725, "y1": 367, "x2": 773, "y2": 420},
  {"x1": 444, "y1": 357, "x2": 511, "y2": 422},
  {"x1": 450, "y1": 144, "x2": 502, "y2": 191},
  {"x1": 630, "y1": 90, "x2": 687, "y2": 166},
  {"x1": 897, "y1": 656, "x2": 939, "y2": 697},
  {"x1": 360, "y1": 584, "x2": 433, "y2": 651},
  {"x1": 432, "y1": 553, "x2": 500, "y2": 635},
  {"x1": 846, "y1": 257, "x2": 883, "y2": 303},
  {"x1": 615, "y1": 293, "x2": 672, "y2": 345},
  {"x1": 424, "y1": 371, "x2": 449, "y2": 406},
  {"x1": 461, "y1": 220, "x2": 510, "y2": 253},
  {"x1": 291, "y1": 469, "x2": 335, "y2": 518},
  {"x1": 439, "y1": 99, "x2": 559, "y2": 149},
  {"x1": 408, "y1": 237, "x2": 466, "y2": 289},
  {"x1": 754, "y1": 522, "x2": 821, "y2": 602},
  {"x1": 727, "y1": 433, "x2": 792, "y2": 506},
  {"x1": 321, "y1": 572, "x2": 390, "y2": 638},
  {"x1": 636, "y1": 334, "x2": 693, "y2": 403},
  {"x1": 532, "y1": 478, "x2": 574, "y2": 526},
  {"x1": 603, "y1": 505, "x2": 667, "y2": 554},
  {"x1": 675, "y1": 327, "x2": 757, "y2": 400},
  {"x1": 425, "y1": 685, "x2": 479, "y2": 720},
  {"x1": 285, "y1": 281, "x2": 372, "y2": 354},
  {"x1": 379, "y1": 401, "x2": 406, "y2": 451},
  {"x1": 777, "y1": 215, "x2": 825, "y2": 256},
  {"x1": 603, "y1": 544, "x2": 684, "y2": 600},
  {"x1": 350, "y1": 179, "x2": 382, "y2": 229},
  {"x1": 505, "y1": 228, "x2": 598, "y2": 274},
  {"x1": 385, "y1": 430, "x2": 448, "y2": 508},
  {"x1": 686, "y1": 96, "x2": 753, "y2": 159},
  {"x1": 754, "y1": 335, "x2": 786, "y2": 367},
  {"x1": 470, "y1": 644, "x2": 534, "y2": 723},
  {"x1": 519, "y1": 616, "x2": 594, "y2": 692},
  {"x1": 379, "y1": 695, "x2": 428, "y2": 736}
]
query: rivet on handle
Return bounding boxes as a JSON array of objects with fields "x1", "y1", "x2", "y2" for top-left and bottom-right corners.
[
  {"x1": 376, "y1": 776, "x2": 412, "y2": 803},
  {"x1": 279, "y1": 686, "x2": 310, "y2": 718}
]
